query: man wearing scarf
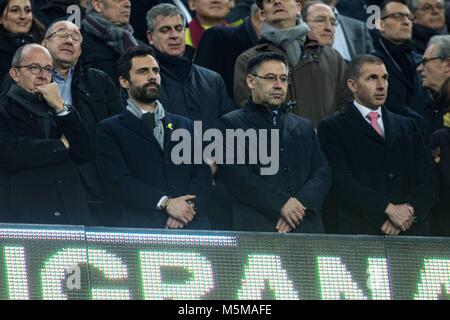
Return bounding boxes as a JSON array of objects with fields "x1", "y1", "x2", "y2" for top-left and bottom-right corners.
[
  {"x1": 146, "y1": 3, "x2": 235, "y2": 230},
  {"x1": 233, "y1": 0, "x2": 351, "y2": 127},
  {"x1": 0, "y1": 44, "x2": 93, "y2": 224},
  {"x1": 80, "y1": 0, "x2": 139, "y2": 88},
  {"x1": 372, "y1": 0, "x2": 428, "y2": 119}
]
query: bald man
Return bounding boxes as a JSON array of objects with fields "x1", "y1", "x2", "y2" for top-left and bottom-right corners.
[{"x1": 0, "y1": 44, "x2": 93, "y2": 225}]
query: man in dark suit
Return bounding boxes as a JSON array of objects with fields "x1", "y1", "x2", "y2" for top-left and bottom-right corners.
[
  {"x1": 146, "y1": 3, "x2": 235, "y2": 230},
  {"x1": 372, "y1": 0, "x2": 428, "y2": 118},
  {"x1": 96, "y1": 46, "x2": 211, "y2": 229},
  {"x1": 317, "y1": 54, "x2": 438, "y2": 235},
  {"x1": 0, "y1": 44, "x2": 93, "y2": 224},
  {"x1": 220, "y1": 52, "x2": 331, "y2": 233},
  {"x1": 194, "y1": 3, "x2": 263, "y2": 98}
]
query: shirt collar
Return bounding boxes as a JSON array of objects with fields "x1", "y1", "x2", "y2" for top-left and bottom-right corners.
[
  {"x1": 52, "y1": 67, "x2": 74, "y2": 81},
  {"x1": 353, "y1": 100, "x2": 382, "y2": 119}
]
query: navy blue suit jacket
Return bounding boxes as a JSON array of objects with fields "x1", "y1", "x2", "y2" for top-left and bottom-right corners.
[{"x1": 96, "y1": 109, "x2": 211, "y2": 229}]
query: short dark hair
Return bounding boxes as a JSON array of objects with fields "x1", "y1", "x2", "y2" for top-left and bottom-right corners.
[
  {"x1": 246, "y1": 52, "x2": 288, "y2": 75},
  {"x1": 380, "y1": 0, "x2": 408, "y2": 16},
  {"x1": 346, "y1": 54, "x2": 385, "y2": 80},
  {"x1": 117, "y1": 46, "x2": 156, "y2": 80}
]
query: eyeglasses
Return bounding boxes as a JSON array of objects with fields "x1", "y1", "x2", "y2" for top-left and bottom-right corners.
[
  {"x1": 46, "y1": 31, "x2": 83, "y2": 43},
  {"x1": 416, "y1": 3, "x2": 445, "y2": 13},
  {"x1": 251, "y1": 73, "x2": 289, "y2": 84},
  {"x1": 381, "y1": 12, "x2": 414, "y2": 22},
  {"x1": 307, "y1": 16, "x2": 338, "y2": 27},
  {"x1": 417, "y1": 56, "x2": 449, "y2": 67},
  {"x1": 14, "y1": 64, "x2": 53, "y2": 76}
]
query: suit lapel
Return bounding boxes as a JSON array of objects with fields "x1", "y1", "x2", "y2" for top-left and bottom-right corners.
[
  {"x1": 343, "y1": 102, "x2": 385, "y2": 143},
  {"x1": 339, "y1": 17, "x2": 356, "y2": 58},
  {"x1": 120, "y1": 109, "x2": 163, "y2": 151}
]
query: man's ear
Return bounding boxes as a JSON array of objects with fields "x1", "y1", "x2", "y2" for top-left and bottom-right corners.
[
  {"x1": 347, "y1": 78, "x2": 357, "y2": 94},
  {"x1": 188, "y1": 0, "x2": 196, "y2": 11},
  {"x1": 41, "y1": 39, "x2": 48, "y2": 48},
  {"x1": 377, "y1": 18, "x2": 384, "y2": 33},
  {"x1": 147, "y1": 31, "x2": 154, "y2": 45},
  {"x1": 246, "y1": 74, "x2": 255, "y2": 90},
  {"x1": 9, "y1": 68, "x2": 19, "y2": 83},
  {"x1": 296, "y1": 1, "x2": 302, "y2": 17},
  {"x1": 444, "y1": 59, "x2": 450, "y2": 74},
  {"x1": 119, "y1": 76, "x2": 129, "y2": 90},
  {"x1": 91, "y1": 0, "x2": 103, "y2": 13}
]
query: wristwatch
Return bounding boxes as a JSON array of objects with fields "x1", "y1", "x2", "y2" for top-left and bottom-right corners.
[
  {"x1": 160, "y1": 196, "x2": 170, "y2": 210},
  {"x1": 56, "y1": 102, "x2": 72, "y2": 115}
]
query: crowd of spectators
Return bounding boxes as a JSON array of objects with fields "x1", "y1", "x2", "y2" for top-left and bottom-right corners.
[{"x1": 0, "y1": 0, "x2": 449, "y2": 237}]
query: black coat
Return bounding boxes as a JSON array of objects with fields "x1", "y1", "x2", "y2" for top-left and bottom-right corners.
[
  {"x1": 317, "y1": 102, "x2": 438, "y2": 235},
  {"x1": 155, "y1": 50, "x2": 234, "y2": 130},
  {"x1": 0, "y1": 27, "x2": 37, "y2": 86},
  {"x1": 429, "y1": 127, "x2": 450, "y2": 236},
  {"x1": 194, "y1": 17, "x2": 258, "y2": 98},
  {"x1": 412, "y1": 24, "x2": 440, "y2": 55},
  {"x1": 422, "y1": 94, "x2": 446, "y2": 145},
  {"x1": 96, "y1": 109, "x2": 212, "y2": 229},
  {"x1": 372, "y1": 37, "x2": 429, "y2": 117},
  {"x1": 79, "y1": 28, "x2": 120, "y2": 88},
  {"x1": 0, "y1": 85, "x2": 93, "y2": 224},
  {"x1": 220, "y1": 100, "x2": 331, "y2": 233}
]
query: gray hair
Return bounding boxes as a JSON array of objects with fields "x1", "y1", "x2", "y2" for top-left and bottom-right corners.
[
  {"x1": 146, "y1": 3, "x2": 186, "y2": 33},
  {"x1": 408, "y1": 0, "x2": 444, "y2": 11},
  {"x1": 428, "y1": 35, "x2": 450, "y2": 57}
]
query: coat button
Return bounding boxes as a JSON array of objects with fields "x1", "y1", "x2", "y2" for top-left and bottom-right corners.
[
  {"x1": 283, "y1": 166, "x2": 290, "y2": 171},
  {"x1": 280, "y1": 147, "x2": 285, "y2": 152},
  {"x1": 54, "y1": 211, "x2": 61, "y2": 217},
  {"x1": 57, "y1": 180, "x2": 62, "y2": 184},
  {"x1": 287, "y1": 187, "x2": 294, "y2": 193},
  {"x1": 388, "y1": 173, "x2": 395, "y2": 179}
]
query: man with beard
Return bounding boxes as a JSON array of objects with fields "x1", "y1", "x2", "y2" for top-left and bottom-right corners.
[
  {"x1": 317, "y1": 54, "x2": 438, "y2": 235},
  {"x1": 0, "y1": 44, "x2": 93, "y2": 224},
  {"x1": 95, "y1": 46, "x2": 211, "y2": 229}
]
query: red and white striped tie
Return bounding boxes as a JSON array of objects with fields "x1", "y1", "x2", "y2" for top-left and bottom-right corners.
[{"x1": 367, "y1": 111, "x2": 384, "y2": 137}]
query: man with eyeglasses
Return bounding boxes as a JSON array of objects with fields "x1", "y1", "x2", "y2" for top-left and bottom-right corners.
[
  {"x1": 417, "y1": 34, "x2": 450, "y2": 143},
  {"x1": 371, "y1": 0, "x2": 429, "y2": 118},
  {"x1": 42, "y1": 20, "x2": 123, "y2": 226},
  {"x1": 233, "y1": 0, "x2": 351, "y2": 127},
  {"x1": 0, "y1": 44, "x2": 94, "y2": 225},
  {"x1": 221, "y1": 52, "x2": 331, "y2": 233},
  {"x1": 410, "y1": 0, "x2": 447, "y2": 54}
]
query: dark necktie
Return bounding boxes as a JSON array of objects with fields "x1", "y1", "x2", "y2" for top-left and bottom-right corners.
[{"x1": 142, "y1": 112, "x2": 155, "y2": 131}]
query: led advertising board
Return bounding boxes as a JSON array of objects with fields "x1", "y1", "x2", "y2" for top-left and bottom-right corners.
[{"x1": 0, "y1": 224, "x2": 449, "y2": 300}]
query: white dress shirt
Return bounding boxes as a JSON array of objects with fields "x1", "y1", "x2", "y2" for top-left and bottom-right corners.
[{"x1": 353, "y1": 100, "x2": 385, "y2": 135}]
